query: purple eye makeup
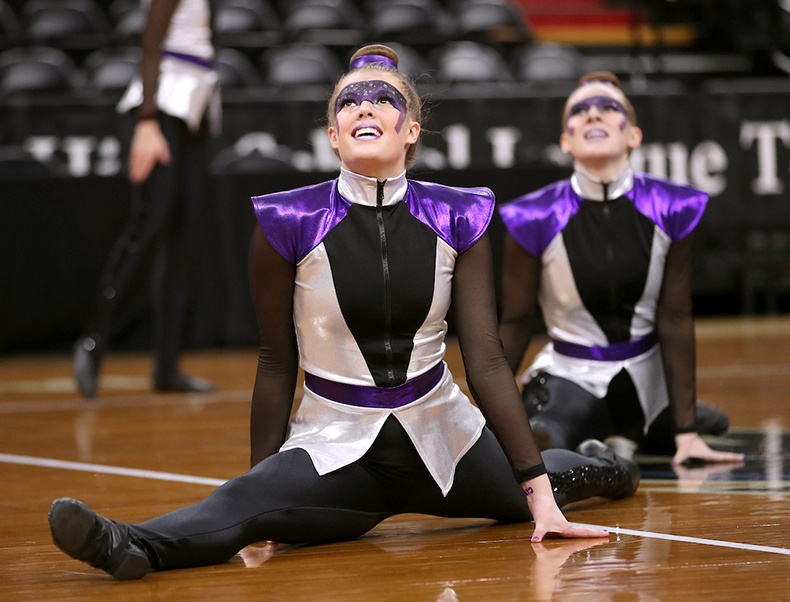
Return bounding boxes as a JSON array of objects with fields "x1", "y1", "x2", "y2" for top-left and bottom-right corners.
[
  {"x1": 335, "y1": 79, "x2": 409, "y2": 132},
  {"x1": 567, "y1": 95, "x2": 629, "y2": 120},
  {"x1": 335, "y1": 80, "x2": 408, "y2": 117}
]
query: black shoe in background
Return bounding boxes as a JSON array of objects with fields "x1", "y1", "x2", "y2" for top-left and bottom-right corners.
[{"x1": 73, "y1": 336, "x2": 102, "y2": 398}]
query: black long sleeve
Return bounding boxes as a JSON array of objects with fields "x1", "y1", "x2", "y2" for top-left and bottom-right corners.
[
  {"x1": 452, "y1": 233, "x2": 545, "y2": 480},
  {"x1": 138, "y1": 0, "x2": 181, "y2": 118},
  {"x1": 247, "y1": 227, "x2": 300, "y2": 467},
  {"x1": 656, "y1": 233, "x2": 697, "y2": 433},
  {"x1": 498, "y1": 232, "x2": 542, "y2": 376}
]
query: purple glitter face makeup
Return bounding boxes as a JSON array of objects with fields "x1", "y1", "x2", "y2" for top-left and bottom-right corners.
[
  {"x1": 567, "y1": 95, "x2": 629, "y2": 121},
  {"x1": 334, "y1": 80, "x2": 409, "y2": 124}
]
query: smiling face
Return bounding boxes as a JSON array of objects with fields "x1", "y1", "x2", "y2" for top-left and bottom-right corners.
[
  {"x1": 327, "y1": 71, "x2": 420, "y2": 180},
  {"x1": 560, "y1": 82, "x2": 642, "y2": 177}
]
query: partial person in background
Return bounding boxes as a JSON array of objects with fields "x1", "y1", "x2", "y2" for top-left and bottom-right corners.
[
  {"x1": 498, "y1": 71, "x2": 745, "y2": 467},
  {"x1": 48, "y1": 45, "x2": 638, "y2": 582},
  {"x1": 74, "y1": 0, "x2": 219, "y2": 397}
]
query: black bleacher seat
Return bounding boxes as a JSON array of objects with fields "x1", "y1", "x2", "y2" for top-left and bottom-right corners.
[
  {"x1": 455, "y1": 0, "x2": 531, "y2": 43},
  {"x1": 0, "y1": 46, "x2": 85, "y2": 95},
  {"x1": 282, "y1": 0, "x2": 364, "y2": 45},
  {"x1": 21, "y1": 0, "x2": 111, "y2": 44},
  {"x1": 382, "y1": 42, "x2": 435, "y2": 82},
  {"x1": 261, "y1": 43, "x2": 344, "y2": 86},
  {"x1": 212, "y1": 146, "x2": 298, "y2": 174},
  {"x1": 214, "y1": 0, "x2": 280, "y2": 33},
  {"x1": 216, "y1": 47, "x2": 264, "y2": 88},
  {"x1": 0, "y1": 0, "x2": 22, "y2": 47},
  {"x1": 83, "y1": 46, "x2": 139, "y2": 92},
  {"x1": 513, "y1": 42, "x2": 585, "y2": 85},
  {"x1": 366, "y1": 0, "x2": 455, "y2": 47},
  {"x1": 108, "y1": 0, "x2": 145, "y2": 43},
  {"x1": 0, "y1": 146, "x2": 56, "y2": 178},
  {"x1": 214, "y1": 0, "x2": 283, "y2": 49},
  {"x1": 433, "y1": 40, "x2": 514, "y2": 83}
]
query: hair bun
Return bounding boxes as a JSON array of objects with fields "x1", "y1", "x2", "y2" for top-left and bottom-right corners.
[
  {"x1": 578, "y1": 71, "x2": 622, "y2": 89},
  {"x1": 347, "y1": 44, "x2": 400, "y2": 72},
  {"x1": 349, "y1": 54, "x2": 398, "y2": 71}
]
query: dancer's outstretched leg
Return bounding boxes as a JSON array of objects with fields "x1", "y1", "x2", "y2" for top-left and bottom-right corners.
[{"x1": 49, "y1": 442, "x2": 401, "y2": 579}]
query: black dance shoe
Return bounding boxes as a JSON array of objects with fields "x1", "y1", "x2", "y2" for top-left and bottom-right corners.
[
  {"x1": 547, "y1": 439, "x2": 641, "y2": 508},
  {"x1": 73, "y1": 336, "x2": 102, "y2": 398},
  {"x1": 576, "y1": 438, "x2": 640, "y2": 499},
  {"x1": 48, "y1": 498, "x2": 150, "y2": 580},
  {"x1": 153, "y1": 373, "x2": 214, "y2": 393},
  {"x1": 529, "y1": 418, "x2": 553, "y2": 451},
  {"x1": 695, "y1": 401, "x2": 729, "y2": 436}
]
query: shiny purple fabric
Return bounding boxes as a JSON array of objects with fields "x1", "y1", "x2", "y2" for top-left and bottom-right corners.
[
  {"x1": 349, "y1": 54, "x2": 398, "y2": 71},
  {"x1": 304, "y1": 362, "x2": 444, "y2": 408},
  {"x1": 498, "y1": 179, "x2": 580, "y2": 258},
  {"x1": 251, "y1": 181, "x2": 346, "y2": 264},
  {"x1": 552, "y1": 331, "x2": 658, "y2": 361},
  {"x1": 404, "y1": 180, "x2": 495, "y2": 254},
  {"x1": 161, "y1": 49, "x2": 215, "y2": 69},
  {"x1": 498, "y1": 173, "x2": 708, "y2": 257},
  {"x1": 251, "y1": 178, "x2": 495, "y2": 263},
  {"x1": 630, "y1": 173, "x2": 708, "y2": 242}
]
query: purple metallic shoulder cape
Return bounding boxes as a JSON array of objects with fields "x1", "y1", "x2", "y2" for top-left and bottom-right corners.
[
  {"x1": 498, "y1": 179, "x2": 579, "y2": 258},
  {"x1": 630, "y1": 173, "x2": 709, "y2": 242},
  {"x1": 251, "y1": 179, "x2": 495, "y2": 263},
  {"x1": 498, "y1": 173, "x2": 708, "y2": 257}
]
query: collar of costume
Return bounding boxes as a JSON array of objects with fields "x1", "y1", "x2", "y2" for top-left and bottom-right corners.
[
  {"x1": 338, "y1": 167, "x2": 407, "y2": 207},
  {"x1": 571, "y1": 164, "x2": 633, "y2": 201}
]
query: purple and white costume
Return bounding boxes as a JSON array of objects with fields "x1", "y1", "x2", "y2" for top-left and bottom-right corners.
[
  {"x1": 253, "y1": 168, "x2": 490, "y2": 495},
  {"x1": 117, "y1": 0, "x2": 221, "y2": 133},
  {"x1": 499, "y1": 165, "x2": 707, "y2": 445},
  {"x1": 118, "y1": 170, "x2": 635, "y2": 572}
]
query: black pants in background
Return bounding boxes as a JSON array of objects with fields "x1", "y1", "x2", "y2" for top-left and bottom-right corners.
[{"x1": 84, "y1": 114, "x2": 211, "y2": 377}]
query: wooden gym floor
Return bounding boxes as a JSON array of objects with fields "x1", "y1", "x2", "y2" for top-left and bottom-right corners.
[{"x1": 0, "y1": 315, "x2": 788, "y2": 600}]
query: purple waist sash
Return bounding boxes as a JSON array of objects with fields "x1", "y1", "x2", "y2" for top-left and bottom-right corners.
[
  {"x1": 552, "y1": 331, "x2": 658, "y2": 362},
  {"x1": 161, "y1": 50, "x2": 216, "y2": 70},
  {"x1": 303, "y1": 362, "x2": 445, "y2": 409}
]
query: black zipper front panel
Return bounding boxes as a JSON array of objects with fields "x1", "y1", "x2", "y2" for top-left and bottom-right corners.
[
  {"x1": 562, "y1": 196, "x2": 655, "y2": 343},
  {"x1": 323, "y1": 198, "x2": 437, "y2": 387}
]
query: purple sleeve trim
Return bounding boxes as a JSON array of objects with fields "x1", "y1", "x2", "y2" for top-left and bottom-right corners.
[
  {"x1": 405, "y1": 181, "x2": 495, "y2": 254},
  {"x1": 498, "y1": 179, "x2": 580, "y2": 257},
  {"x1": 630, "y1": 174, "x2": 709, "y2": 242},
  {"x1": 251, "y1": 180, "x2": 347, "y2": 264}
]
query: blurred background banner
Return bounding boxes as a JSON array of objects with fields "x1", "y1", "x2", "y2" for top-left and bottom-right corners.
[{"x1": 2, "y1": 0, "x2": 789, "y2": 353}]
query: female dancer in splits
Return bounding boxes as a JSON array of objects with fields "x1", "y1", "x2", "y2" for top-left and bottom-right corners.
[
  {"x1": 48, "y1": 47, "x2": 638, "y2": 581},
  {"x1": 498, "y1": 71, "x2": 744, "y2": 467}
]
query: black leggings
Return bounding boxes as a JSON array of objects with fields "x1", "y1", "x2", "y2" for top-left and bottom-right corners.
[
  {"x1": 129, "y1": 416, "x2": 613, "y2": 571},
  {"x1": 525, "y1": 369, "x2": 675, "y2": 452},
  {"x1": 86, "y1": 114, "x2": 210, "y2": 376}
]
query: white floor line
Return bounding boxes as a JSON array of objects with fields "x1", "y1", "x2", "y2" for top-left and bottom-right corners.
[
  {"x1": 0, "y1": 390, "x2": 254, "y2": 413},
  {"x1": 573, "y1": 522, "x2": 790, "y2": 556},
  {"x1": 3, "y1": 452, "x2": 789, "y2": 557},
  {"x1": 0, "y1": 453, "x2": 226, "y2": 487}
]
